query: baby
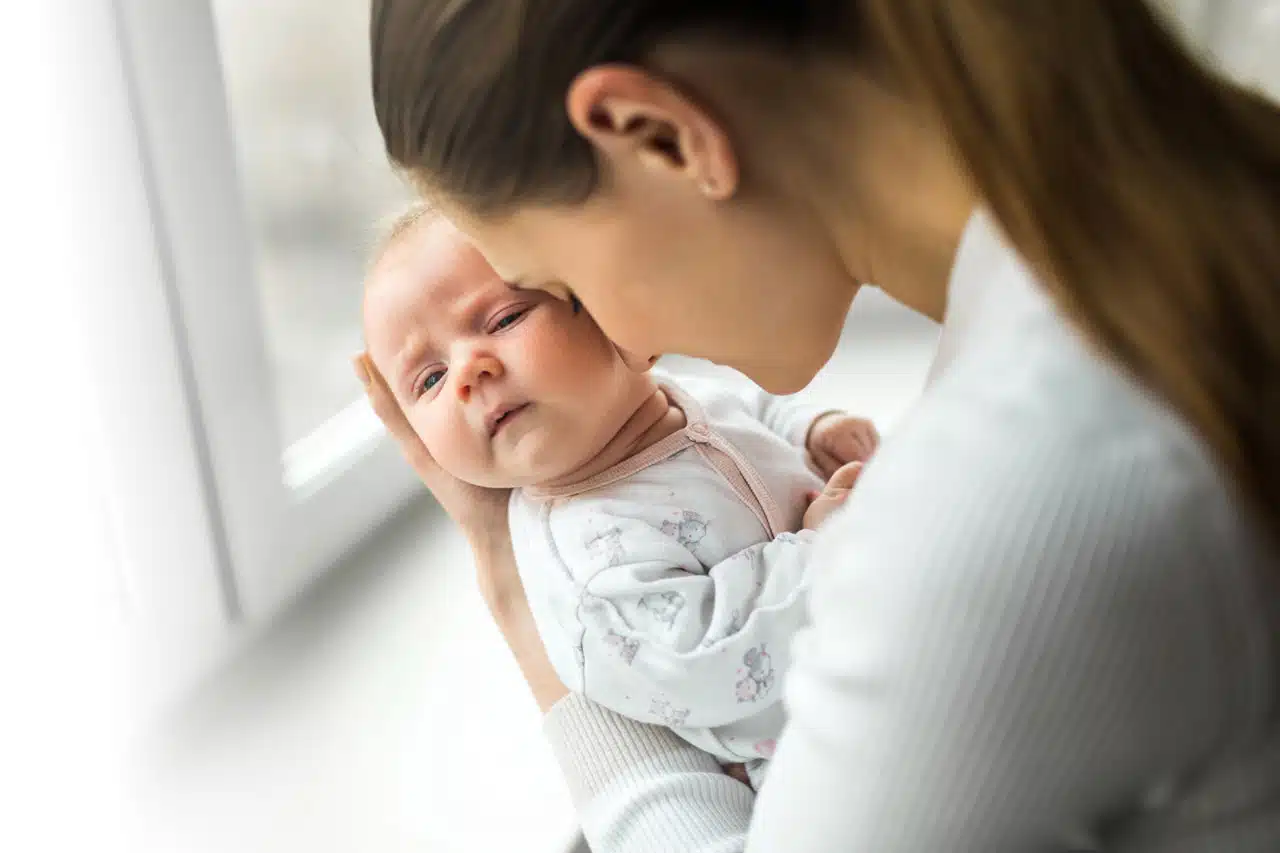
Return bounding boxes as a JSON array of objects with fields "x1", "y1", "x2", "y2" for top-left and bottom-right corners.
[{"x1": 363, "y1": 206, "x2": 876, "y2": 786}]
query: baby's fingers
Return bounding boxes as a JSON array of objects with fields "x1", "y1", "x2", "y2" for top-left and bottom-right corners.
[
  {"x1": 829, "y1": 425, "x2": 876, "y2": 466},
  {"x1": 825, "y1": 460, "x2": 864, "y2": 493},
  {"x1": 809, "y1": 447, "x2": 842, "y2": 480},
  {"x1": 855, "y1": 421, "x2": 881, "y2": 458}
]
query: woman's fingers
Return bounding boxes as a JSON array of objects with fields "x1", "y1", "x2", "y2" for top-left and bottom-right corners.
[
  {"x1": 355, "y1": 353, "x2": 440, "y2": 482},
  {"x1": 358, "y1": 352, "x2": 513, "y2": 537},
  {"x1": 614, "y1": 342, "x2": 659, "y2": 373}
]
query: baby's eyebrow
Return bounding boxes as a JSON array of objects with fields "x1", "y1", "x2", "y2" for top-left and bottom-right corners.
[{"x1": 393, "y1": 331, "x2": 435, "y2": 393}]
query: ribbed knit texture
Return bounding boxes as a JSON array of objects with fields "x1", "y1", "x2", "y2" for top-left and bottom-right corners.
[{"x1": 541, "y1": 212, "x2": 1280, "y2": 852}]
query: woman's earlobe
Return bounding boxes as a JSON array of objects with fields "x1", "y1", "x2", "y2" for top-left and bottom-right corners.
[{"x1": 695, "y1": 126, "x2": 739, "y2": 201}]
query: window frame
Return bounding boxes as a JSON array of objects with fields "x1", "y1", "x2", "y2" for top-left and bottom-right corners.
[{"x1": 112, "y1": 0, "x2": 423, "y2": 639}]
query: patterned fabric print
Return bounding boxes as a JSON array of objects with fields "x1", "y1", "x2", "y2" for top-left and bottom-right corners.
[
  {"x1": 660, "y1": 510, "x2": 709, "y2": 551},
  {"x1": 649, "y1": 698, "x2": 690, "y2": 727},
  {"x1": 754, "y1": 739, "x2": 777, "y2": 759},
  {"x1": 701, "y1": 608, "x2": 744, "y2": 649},
  {"x1": 508, "y1": 369, "x2": 824, "y2": 767},
  {"x1": 603, "y1": 630, "x2": 640, "y2": 665},
  {"x1": 639, "y1": 591, "x2": 686, "y2": 626},
  {"x1": 735, "y1": 644, "x2": 776, "y2": 703},
  {"x1": 585, "y1": 526, "x2": 627, "y2": 568}
]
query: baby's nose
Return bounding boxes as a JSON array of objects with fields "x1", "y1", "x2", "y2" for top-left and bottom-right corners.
[{"x1": 454, "y1": 351, "x2": 503, "y2": 401}]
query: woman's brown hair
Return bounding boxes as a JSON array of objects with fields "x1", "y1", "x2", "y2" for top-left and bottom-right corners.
[{"x1": 371, "y1": 0, "x2": 1280, "y2": 539}]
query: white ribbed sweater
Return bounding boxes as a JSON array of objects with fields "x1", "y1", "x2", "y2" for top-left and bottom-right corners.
[{"x1": 542, "y1": 212, "x2": 1280, "y2": 852}]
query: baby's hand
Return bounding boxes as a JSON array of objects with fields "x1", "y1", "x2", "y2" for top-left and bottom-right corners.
[
  {"x1": 803, "y1": 461, "x2": 864, "y2": 530},
  {"x1": 723, "y1": 763, "x2": 753, "y2": 789},
  {"x1": 807, "y1": 413, "x2": 879, "y2": 479}
]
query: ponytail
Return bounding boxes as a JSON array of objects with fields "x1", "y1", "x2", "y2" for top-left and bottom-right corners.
[{"x1": 868, "y1": 0, "x2": 1280, "y2": 539}]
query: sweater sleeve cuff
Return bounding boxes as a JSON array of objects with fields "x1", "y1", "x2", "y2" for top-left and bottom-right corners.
[
  {"x1": 544, "y1": 692, "x2": 724, "y2": 805},
  {"x1": 544, "y1": 694, "x2": 755, "y2": 852}
]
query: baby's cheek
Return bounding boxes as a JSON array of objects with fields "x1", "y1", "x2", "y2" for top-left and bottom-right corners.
[
  {"x1": 521, "y1": 314, "x2": 615, "y2": 389},
  {"x1": 415, "y1": 408, "x2": 488, "y2": 484}
]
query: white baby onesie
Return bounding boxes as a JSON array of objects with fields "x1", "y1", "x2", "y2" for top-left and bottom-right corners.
[{"x1": 509, "y1": 368, "x2": 830, "y2": 781}]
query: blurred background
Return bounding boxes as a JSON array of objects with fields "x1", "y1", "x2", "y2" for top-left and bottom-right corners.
[{"x1": 14, "y1": 1, "x2": 1273, "y2": 851}]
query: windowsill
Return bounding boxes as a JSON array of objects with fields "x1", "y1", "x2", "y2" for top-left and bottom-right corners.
[{"x1": 132, "y1": 498, "x2": 579, "y2": 852}]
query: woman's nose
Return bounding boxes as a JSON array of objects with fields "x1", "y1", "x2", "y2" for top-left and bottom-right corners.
[
  {"x1": 454, "y1": 350, "x2": 503, "y2": 402},
  {"x1": 614, "y1": 343, "x2": 659, "y2": 373}
]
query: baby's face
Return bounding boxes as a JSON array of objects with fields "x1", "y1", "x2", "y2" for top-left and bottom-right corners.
[{"x1": 364, "y1": 218, "x2": 645, "y2": 489}]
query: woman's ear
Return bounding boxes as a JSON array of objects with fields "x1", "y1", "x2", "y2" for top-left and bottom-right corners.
[{"x1": 566, "y1": 65, "x2": 738, "y2": 201}]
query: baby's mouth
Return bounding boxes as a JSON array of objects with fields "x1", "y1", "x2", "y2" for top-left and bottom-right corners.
[{"x1": 487, "y1": 403, "x2": 530, "y2": 437}]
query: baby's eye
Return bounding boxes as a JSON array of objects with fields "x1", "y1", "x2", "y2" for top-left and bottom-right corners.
[
  {"x1": 420, "y1": 369, "x2": 445, "y2": 395},
  {"x1": 492, "y1": 308, "x2": 528, "y2": 331}
]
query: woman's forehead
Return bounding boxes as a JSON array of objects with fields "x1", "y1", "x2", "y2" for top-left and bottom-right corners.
[{"x1": 444, "y1": 206, "x2": 549, "y2": 285}]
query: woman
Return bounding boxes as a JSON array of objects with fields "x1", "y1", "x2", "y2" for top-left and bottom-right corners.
[{"x1": 358, "y1": 1, "x2": 1280, "y2": 850}]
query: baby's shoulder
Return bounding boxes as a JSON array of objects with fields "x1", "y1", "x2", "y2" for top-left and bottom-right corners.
[
  {"x1": 532, "y1": 467, "x2": 709, "y2": 539},
  {"x1": 653, "y1": 362, "x2": 760, "y2": 416},
  {"x1": 512, "y1": 463, "x2": 733, "y2": 576}
]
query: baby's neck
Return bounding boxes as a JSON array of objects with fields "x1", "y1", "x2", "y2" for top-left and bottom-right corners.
[{"x1": 537, "y1": 381, "x2": 687, "y2": 491}]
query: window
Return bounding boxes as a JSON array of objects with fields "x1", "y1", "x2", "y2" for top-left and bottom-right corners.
[{"x1": 111, "y1": 0, "x2": 423, "y2": 689}]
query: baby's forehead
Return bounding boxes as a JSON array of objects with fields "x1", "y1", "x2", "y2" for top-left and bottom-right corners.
[{"x1": 364, "y1": 227, "x2": 502, "y2": 342}]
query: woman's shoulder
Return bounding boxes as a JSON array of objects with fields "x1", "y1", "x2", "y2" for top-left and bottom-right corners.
[
  {"x1": 819, "y1": 316, "x2": 1276, "y2": 708},
  {"x1": 897, "y1": 302, "x2": 1242, "y2": 547}
]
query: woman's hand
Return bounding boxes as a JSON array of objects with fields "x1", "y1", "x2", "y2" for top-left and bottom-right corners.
[{"x1": 354, "y1": 353, "x2": 569, "y2": 710}]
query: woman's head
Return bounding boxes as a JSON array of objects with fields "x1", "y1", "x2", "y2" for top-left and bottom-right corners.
[
  {"x1": 370, "y1": 1, "x2": 975, "y2": 393},
  {"x1": 372, "y1": 0, "x2": 1280, "y2": 540}
]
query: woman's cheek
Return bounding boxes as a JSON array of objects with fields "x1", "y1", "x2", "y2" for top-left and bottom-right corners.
[{"x1": 598, "y1": 303, "x2": 661, "y2": 359}]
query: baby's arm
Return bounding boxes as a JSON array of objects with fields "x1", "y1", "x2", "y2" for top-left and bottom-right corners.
[
  {"x1": 734, "y1": 374, "x2": 880, "y2": 472},
  {"x1": 543, "y1": 506, "x2": 815, "y2": 732},
  {"x1": 654, "y1": 363, "x2": 833, "y2": 449},
  {"x1": 737, "y1": 380, "x2": 836, "y2": 450}
]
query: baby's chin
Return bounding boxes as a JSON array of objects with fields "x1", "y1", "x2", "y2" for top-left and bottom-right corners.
[
  {"x1": 448, "y1": 456, "x2": 590, "y2": 491},
  {"x1": 436, "y1": 422, "x2": 615, "y2": 491}
]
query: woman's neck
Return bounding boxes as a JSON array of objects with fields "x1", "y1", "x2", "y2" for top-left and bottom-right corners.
[
  {"x1": 825, "y1": 192, "x2": 975, "y2": 325},
  {"x1": 812, "y1": 83, "x2": 977, "y2": 323},
  {"x1": 538, "y1": 383, "x2": 686, "y2": 490}
]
